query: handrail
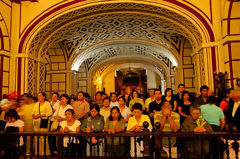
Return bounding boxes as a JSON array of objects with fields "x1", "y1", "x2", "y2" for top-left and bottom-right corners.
[{"x1": 1, "y1": 131, "x2": 240, "y2": 138}]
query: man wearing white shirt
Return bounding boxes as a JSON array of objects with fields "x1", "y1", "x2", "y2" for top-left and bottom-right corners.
[
  {"x1": 110, "y1": 93, "x2": 119, "y2": 108},
  {"x1": 49, "y1": 92, "x2": 60, "y2": 123},
  {"x1": 49, "y1": 92, "x2": 60, "y2": 155}
]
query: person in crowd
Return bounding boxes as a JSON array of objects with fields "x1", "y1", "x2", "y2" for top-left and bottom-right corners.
[
  {"x1": 201, "y1": 100, "x2": 225, "y2": 131},
  {"x1": 83, "y1": 92, "x2": 92, "y2": 106},
  {"x1": 195, "y1": 85, "x2": 211, "y2": 105},
  {"x1": 178, "y1": 91, "x2": 192, "y2": 124},
  {"x1": 72, "y1": 92, "x2": 90, "y2": 121},
  {"x1": 154, "y1": 101, "x2": 180, "y2": 158},
  {"x1": 104, "y1": 106, "x2": 125, "y2": 156},
  {"x1": 53, "y1": 94, "x2": 73, "y2": 129},
  {"x1": 81, "y1": 104, "x2": 104, "y2": 156},
  {"x1": 69, "y1": 97, "x2": 76, "y2": 106},
  {"x1": 181, "y1": 105, "x2": 212, "y2": 158},
  {"x1": 200, "y1": 99, "x2": 225, "y2": 158},
  {"x1": 60, "y1": 109, "x2": 81, "y2": 156},
  {"x1": 92, "y1": 91, "x2": 103, "y2": 108},
  {"x1": 227, "y1": 89, "x2": 240, "y2": 131},
  {"x1": 175, "y1": 84, "x2": 185, "y2": 106},
  {"x1": 101, "y1": 92, "x2": 107, "y2": 101},
  {"x1": 129, "y1": 91, "x2": 144, "y2": 111},
  {"x1": 127, "y1": 103, "x2": 152, "y2": 157},
  {"x1": 49, "y1": 92, "x2": 60, "y2": 126},
  {"x1": 144, "y1": 89, "x2": 155, "y2": 114},
  {"x1": 110, "y1": 93, "x2": 119, "y2": 108},
  {"x1": 18, "y1": 94, "x2": 35, "y2": 155},
  {"x1": 0, "y1": 92, "x2": 20, "y2": 131},
  {"x1": 219, "y1": 88, "x2": 233, "y2": 130},
  {"x1": 149, "y1": 89, "x2": 164, "y2": 126},
  {"x1": 100, "y1": 97, "x2": 111, "y2": 122},
  {"x1": 119, "y1": 88, "x2": 125, "y2": 98},
  {"x1": 48, "y1": 92, "x2": 60, "y2": 155},
  {"x1": 32, "y1": 92, "x2": 53, "y2": 156},
  {"x1": 162, "y1": 88, "x2": 177, "y2": 112},
  {"x1": 0, "y1": 94, "x2": 10, "y2": 107},
  {"x1": 135, "y1": 86, "x2": 142, "y2": 95},
  {"x1": 0, "y1": 109, "x2": 24, "y2": 158},
  {"x1": 118, "y1": 97, "x2": 131, "y2": 127},
  {"x1": 124, "y1": 94, "x2": 130, "y2": 107}
]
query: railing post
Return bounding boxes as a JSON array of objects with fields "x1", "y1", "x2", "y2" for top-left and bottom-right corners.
[
  {"x1": 57, "y1": 134, "x2": 63, "y2": 159},
  {"x1": 143, "y1": 133, "x2": 151, "y2": 157}
]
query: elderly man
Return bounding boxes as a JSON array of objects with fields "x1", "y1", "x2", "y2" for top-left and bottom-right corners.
[
  {"x1": 181, "y1": 105, "x2": 212, "y2": 158},
  {"x1": 154, "y1": 101, "x2": 180, "y2": 158}
]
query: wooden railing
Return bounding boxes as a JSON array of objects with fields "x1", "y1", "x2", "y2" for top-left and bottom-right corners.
[{"x1": 0, "y1": 131, "x2": 240, "y2": 158}]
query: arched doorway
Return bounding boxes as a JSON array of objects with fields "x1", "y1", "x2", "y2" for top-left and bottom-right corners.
[{"x1": 18, "y1": 1, "x2": 216, "y2": 96}]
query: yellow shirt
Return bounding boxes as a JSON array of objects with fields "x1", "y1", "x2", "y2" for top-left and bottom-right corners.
[
  {"x1": 33, "y1": 101, "x2": 53, "y2": 118},
  {"x1": 144, "y1": 97, "x2": 155, "y2": 110},
  {"x1": 127, "y1": 114, "x2": 152, "y2": 131}
]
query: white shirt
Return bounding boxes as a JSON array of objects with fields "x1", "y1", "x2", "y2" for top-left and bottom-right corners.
[
  {"x1": 53, "y1": 104, "x2": 73, "y2": 125},
  {"x1": 49, "y1": 100, "x2": 60, "y2": 121},
  {"x1": 120, "y1": 106, "x2": 132, "y2": 119},
  {"x1": 0, "y1": 99, "x2": 10, "y2": 106},
  {"x1": 110, "y1": 101, "x2": 119, "y2": 108},
  {"x1": 120, "y1": 106, "x2": 132, "y2": 127},
  {"x1": 232, "y1": 101, "x2": 240, "y2": 117},
  {"x1": 60, "y1": 120, "x2": 81, "y2": 147},
  {"x1": 5, "y1": 119, "x2": 24, "y2": 146}
]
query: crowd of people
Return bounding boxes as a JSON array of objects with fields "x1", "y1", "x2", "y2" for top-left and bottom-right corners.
[{"x1": 0, "y1": 84, "x2": 240, "y2": 158}]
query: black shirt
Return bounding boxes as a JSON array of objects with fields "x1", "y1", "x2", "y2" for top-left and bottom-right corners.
[{"x1": 149, "y1": 100, "x2": 164, "y2": 113}]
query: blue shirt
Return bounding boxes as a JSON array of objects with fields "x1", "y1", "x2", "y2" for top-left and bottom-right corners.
[{"x1": 200, "y1": 104, "x2": 224, "y2": 126}]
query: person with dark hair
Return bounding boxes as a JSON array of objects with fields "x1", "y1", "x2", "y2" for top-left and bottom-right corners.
[
  {"x1": 219, "y1": 88, "x2": 233, "y2": 128},
  {"x1": 53, "y1": 94, "x2": 73, "y2": 130},
  {"x1": 118, "y1": 97, "x2": 131, "y2": 127},
  {"x1": 129, "y1": 91, "x2": 144, "y2": 111},
  {"x1": 154, "y1": 101, "x2": 180, "y2": 158},
  {"x1": 92, "y1": 91, "x2": 103, "y2": 108},
  {"x1": 72, "y1": 92, "x2": 90, "y2": 121},
  {"x1": 48, "y1": 92, "x2": 60, "y2": 154},
  {"x1": 162, "y1": 88, "x2": 177, "y2": 112},
  {"x1": 178, "y1": 91, "x2": 192, "y2": 124},
  {"x1": 81, "y1": 104, "x2": 104, "y2": 156},
  {"x1": 120, "y1": 88, "x2": 125, "y2": 97},
  {"x1": 69, "y1": 97, "x2": 76, "y2": 106},
  {"x1": 83, "y1": 92, "x2": 92, "y2": 105},
  {"x1": 60, "y1": 109, "x2": 81, "y2": 156},
  {"x1": 124, "y1": 94, "x2": 130, "y2": 107},
  {"x1": 149, "y1": 89, "x2": 164, "y2": 126},
  {"x1": 0, "y1": 109, "x2": 24, "y2": 157},
  {"x1": 100, "y1": 97, "x2": 111, "y2": 122},
  {"x1": 145, "y1": 89, "x2": 155, "y2": 113},
  {"x1": 32, "y1": 92, "x2": 52, "y2": 156},
  {"x1": 195, "y1": 85, "x2": 211, "y2": 105},
  {"x1": 110, "y1": 93, "x2": 119, "y2": 108},
  {"x1": 127, "y1": 103, "x2": 152, "y2": 157},
  {"x1": 175, "y1": 84, "x2": 185, "y2": 106},
  {"x1": 104, "y1": 106, "x2": 125, "y2": 156},
  {"x1": 0, "y1": 92, "x2": 20, "y2": 124}
]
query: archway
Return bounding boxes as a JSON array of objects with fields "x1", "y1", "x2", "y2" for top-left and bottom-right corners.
[{"x1": 18, "y1": 1, "x2": 215, "y2": 96}]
